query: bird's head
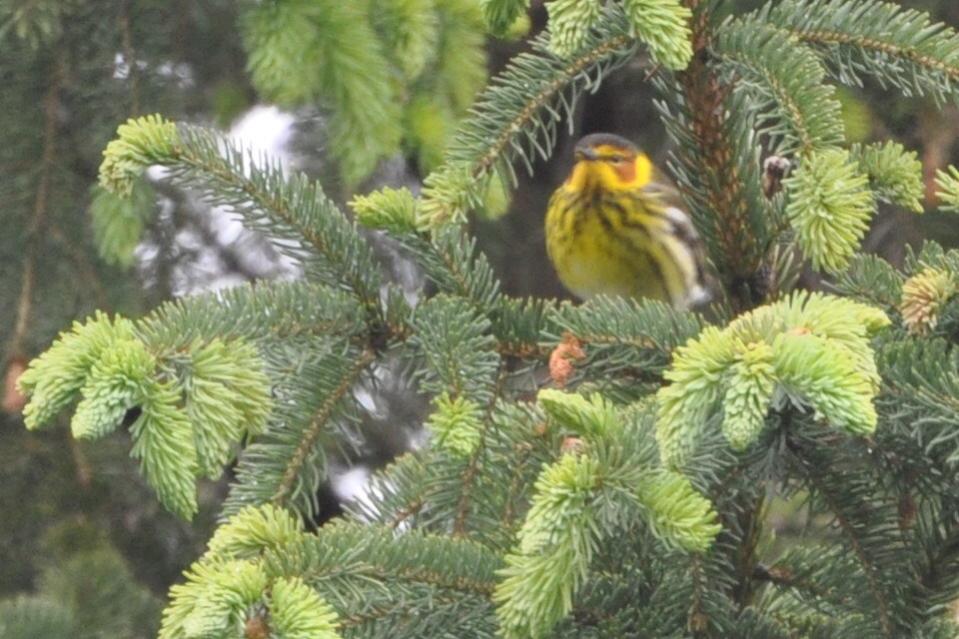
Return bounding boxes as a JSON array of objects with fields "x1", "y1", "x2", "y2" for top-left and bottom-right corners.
[{"x1": 566, "y1": 133, "x2": 654, "y2": 192}]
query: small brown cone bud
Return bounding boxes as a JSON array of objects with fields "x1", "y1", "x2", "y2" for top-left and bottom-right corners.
[
  {"x1": 900, "y1": 268, "x2": 956, "y2": 336},
  {"x1": 560, "y1": 436, "x2": 585, "y2": 455},
  {"x1": 548, "y1": 333, "x2": 585, "y2": 388},
  {"x1": 762, "y1": 155, "x2": 792, "y2": 199},
  {"x1": 2, "y1": 357, "x2": 27, "y2": 415},
  {"x1": 245, "y1": 615, "x2": 270, "y2": 639},
  {"x1": 688, "y1": 611, "x2": 709, "y2": 633},
  {"x1": 767, "y1": 565, "x2": 793, "y2": 582}
]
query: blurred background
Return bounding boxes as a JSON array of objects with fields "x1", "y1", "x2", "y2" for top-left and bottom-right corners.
[{"x1": 1, "y1": 1, "x2": 958, "y2": 635}]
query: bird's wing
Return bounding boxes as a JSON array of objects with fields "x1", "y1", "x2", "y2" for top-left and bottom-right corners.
[
  {"x1": 641, "y1": 166, "x2": 686, "y2": 210},
  {"x1": 639, "y1": 182, "x2": 713, "y2": 307}
]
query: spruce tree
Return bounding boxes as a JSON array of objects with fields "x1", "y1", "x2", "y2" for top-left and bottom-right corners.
[
  {"x1": 0, "y1": 4, "x2": 261, "y2": 636},
  {"x1": 13, "y1": 0, "x2": 959, "y2": 637}
]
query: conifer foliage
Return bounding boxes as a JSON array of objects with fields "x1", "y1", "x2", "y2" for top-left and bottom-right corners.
[{"x1": 16, "y1": 0, "x2": 959, "y2": 637}]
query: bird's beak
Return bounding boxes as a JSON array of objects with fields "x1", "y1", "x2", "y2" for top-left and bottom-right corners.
[{"x1": 574, "y1": 147, "x2": 599, "y2": 162}]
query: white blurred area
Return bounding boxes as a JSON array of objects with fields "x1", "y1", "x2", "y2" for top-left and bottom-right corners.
[
  {"x1": 138, "y1": 105, "x2": 302, "y2": 296},
  {"x1": 139, "y1": 106, "x2": 415, "y2": 515}
]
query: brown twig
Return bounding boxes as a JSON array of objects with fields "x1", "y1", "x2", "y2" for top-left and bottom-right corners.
[
  {"x1": 8, "y1": 57, "x2": 63, "y2": 360},
  {"x1": 271, "y1": 350, "x2": 375, "y2": 507},
  {"x1": 679, "y1": 0, "x2": 759, "y2": 311}
]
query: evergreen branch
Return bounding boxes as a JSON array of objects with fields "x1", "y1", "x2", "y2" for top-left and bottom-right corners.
[
  {"x1": 323, "y1": 557, "x2": 497, "y2": 598},
  {"x1": 388, "y1": 498, "x2": 425, "y2": 530},
  {"x1": 494, "y1": 453, "x2": 608, "y2": 639},
  {"x1": 131, "y1": 380, "x2": 202, "y2": 519},
  {"x1": 398, "y1": 228, "x2": 553, "y2": 358},
  {"x1": 537, "y1": 390, "x2": 622, "y2": 440},
  {"x1": 852, "y1": 141, "x2": 925, "y2": 212},
  {"x1": 99, "y1": 117, "x2": 383, "y2": 310},
  {"x1": 714, "y1": 21, "x2": 844, "y2": 155},
  {"x1": 549, "y1": 296, "x2": 706, "y2": 384},
  {"x1": 417, "y1": 229, "x2": 502, "y2": 308},
  {"x1": 878, "y1": 339, "x2": 959, "y2": 468},
  {"x1": 419, "y1": 8, "x2": 636, "y2": 227},
  {"x1": 757, "y1": 0, "x2": 959, "y2": 104},
  {"x1": 425, "y1": 394, "x2": 486, "y2": 459},
  {"x1": 758, "y1": 548, "x2": 856, "y2": 610},
  {"x1": 270, "y1": 349, "x2": 374, "y2": 510},
  {"x1": 350, "y1": 186, "x2": 419, "y2": 235},
  {"x1": 784, "y1": 147, "x2": 875, "y2": 273},
  {"x1": 500, "y1": 440, "x2": 538, "y2": 529},
  {"x1": 687, "y1": 555, "x2": 709, "y2": 634},
  {"x1": 183, "y1": 340, "x2": 274, "y2": 478},
  {"x1": 18, "y1": 310, "x2": 274, "y2": 519},
  {"x1": 19, "y1": 313, "x2": 139, "y2": 430},
  {"x1": 430, "y1": 0, "x2": 489, "y2": 117},
  {"x1": 481, "y1": 0, "x2": 529, "y2": 36},
  {"x1": 269, "y1": 577, "x2": 342, "y2": 639},
  {"x1": 369, "y1": 0, "x2": 439, "y2": 81},
  {"x1": 466, "y1": 17, "x2": 629, "y2": 180},
  {"x1": 496, "y1": 396, "x2": 718, "y2": 638},
  {"x1": 622, "y1": 0, "x2": 694, "y2": 71},
  {"x1": 337, "y1": 602, "x2": 404, "y2": 630},
  {"x1": 348, "y1": 401, "x2": 554, "y2": 551},
  {"x1": 545, "y1": 0, "x2": 603, "y2": 59},
  {"x1": 900, "y1": 268, "x2": 956, "y2": 336},
  {"x1": 634, "y1": 470, "x2": 722, "y2": 553},
  {"x1": 936, "y1": 165, "x2": 959, "y2": 212},
  {"x1": 275, "y1": 522, "x2": 501, "y2": 605},
  {"x1": 410, "y1": 295, "x2": 501, "y2": 403},
  {"x1": 223, "y1": 337, "x2": 371, "y2": 517},
  {"x1": 786, "y1": 442, "x2": 896, "y2": 637},
  {"x1": 344, "y1": 452, "x2": 433, "y2": 530},
  {"x1": 89, "y1": 181, "x2": 154, "y2": 269},
  {"x1": 915, "y1": 500, "x2": 959, "y2": 609},
  {"x1": 332, "y1": 591, "x2": 492, "y2": 635},
  {"x1": 162, "y1": 505, "x2": 344, "y2": 638},
  {"x1": 452, "y1": 370, "x2": 507, "y2": 536},
  {"x1": 173, "y1": 124, "x2": 382, "y2": 308},
  {"x1": 830, "y1": 254, "x2": 904, "y2": 310},
  {"x1": 0, "y1": 0, "x2": 70, "y2": 48},
  {"x1": 661, "y1": 3, "x2": 768, "y2": 302},
  {"x1": 99, "y1": 114, "x2": 178, "y2": 196},
  {"x1": 721, "y1": 342, "x2": 775, "y2": 451},
  {"x1": 70, "y1": 338, "x2": 155, "y2": 440},
  {"x1": 240, "y1": 0, "x2": 402, "y2": 184},
  {"x1": 135, "y1": 281, "x2": 368, "y2": 352},
  {"x1": 656, "y1": 292, "x2": 888, "y2": 467}
]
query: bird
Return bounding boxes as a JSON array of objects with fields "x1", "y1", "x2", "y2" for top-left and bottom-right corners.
[{"x1": 545, "y1": 132, "x2": 709, "y2": 309}]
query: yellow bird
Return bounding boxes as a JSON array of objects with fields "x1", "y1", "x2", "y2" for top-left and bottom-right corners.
[{"x1": 545, "y1": 133, "x2": 709, "y2": 309}]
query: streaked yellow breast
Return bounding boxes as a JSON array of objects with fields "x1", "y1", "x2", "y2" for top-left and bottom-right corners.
[{"x1": 545, "y1": 185, "x2": 701, "y2": 307}]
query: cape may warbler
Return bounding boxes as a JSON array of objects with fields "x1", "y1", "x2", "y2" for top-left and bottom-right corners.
[{"x1": 545, "y1": 133, "x2": 708, "y2": 308}]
